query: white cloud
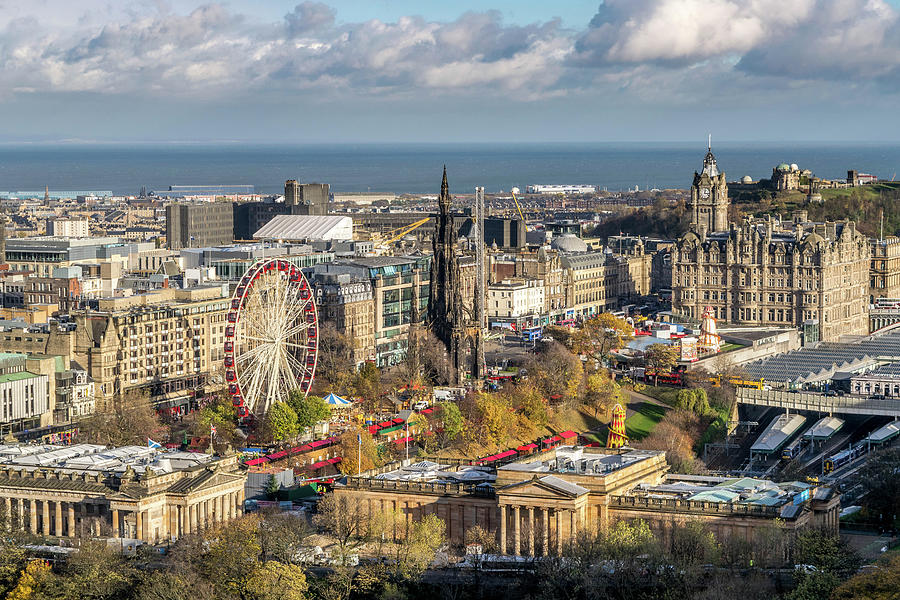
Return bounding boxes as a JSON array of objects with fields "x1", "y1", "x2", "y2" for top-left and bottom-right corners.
[{"x1": 0, "y1": 3, "x2": 571, "y2": 100}]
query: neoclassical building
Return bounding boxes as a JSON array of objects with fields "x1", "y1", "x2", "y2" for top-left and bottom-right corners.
[
  {"x1": 673, "y1": 148, "x2": 870, "y2": 341},
  {"x1": 335, "y1": 446, "x2": 838, "y2": 557},
  {"x1": 0, "y1": 444, "x2": 245, "y2": 543}
]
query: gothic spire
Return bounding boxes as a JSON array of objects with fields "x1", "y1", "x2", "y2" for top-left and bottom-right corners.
[{"x1": 439, "y1": 165, "x2": 450, "y2": 211}]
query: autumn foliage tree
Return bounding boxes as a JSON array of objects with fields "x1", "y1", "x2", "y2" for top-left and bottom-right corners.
[
  {"x1": 571, "y1": 313, "x2": 634, "y2": 364},
  {"x1": 336, "y1": 425, "x2": 379, "y2": 474},
  {"x1": 80, "y1": 389, "x2": 166, "y2": 447}
]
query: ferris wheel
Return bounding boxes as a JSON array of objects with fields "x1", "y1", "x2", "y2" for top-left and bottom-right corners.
[{"x1": 224, "y1": 259, "x2": 319, "y2": 418}]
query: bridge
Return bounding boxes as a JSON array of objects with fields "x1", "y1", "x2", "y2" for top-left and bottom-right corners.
[
  {"x1": 869, "y1": 308, "x2": 900, "y2": 334},
  {"x1": 737, "y1": 387, "x2": 900, "y2": 417}
]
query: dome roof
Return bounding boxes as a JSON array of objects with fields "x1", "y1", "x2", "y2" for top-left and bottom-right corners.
[
  {"x1": 551, "y1": 233, "x2": 588, "y2": 253},
  {"x1": 790, "y1": 163, "x2": 799, "y2": 171},
  {"x1": 776, "y1": 163, "x2": 791, "y2": 171},
  {"x1": 741, "y1": 175, "x2": 753, "y2": 184}
]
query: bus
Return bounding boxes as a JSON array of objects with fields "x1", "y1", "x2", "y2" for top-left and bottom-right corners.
[{"x1": 521, "y1": 326, "x2": 543, "y2": 342}]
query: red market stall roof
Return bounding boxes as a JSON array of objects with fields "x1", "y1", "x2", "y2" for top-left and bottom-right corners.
[
  {"x1": 392, "y1": 418, "x2": 406, "y2": 425},
  {"x1": 307, "y1": 460, "x2": 330, "y2": 470},
  {"x1": 393, "y1": 436, "x2": 414, "y2": 445},
  {"x1": 517, "y1": 443, "x2": 539, "y2": 452},
  {"x1": 420, "y1": 408, "x2": 433, "y2": 414},
  {"x1": 245, "y1": 457, "x2": 268, "y2": 466},
  {"x1": 267, "y1": 450, "x2": 288, "y2": 460},
  {"x1": 327, "y1": 457, "x2": 342, "y2": 465},
  {"x1": 542, "y1": 435, "x2": 562, "y2": 445},
  {"x1": 367, "y1": 425, "x2": 380, "y2": 435},
  {"x1": 377, "y1": 424, "x2": 404, "y2": 435},
  {"x1": 378, "y1": 421, "x2": 393, "y2": 428},
  {"x1": 560, "y1": 430, "x2": 577, "y2": 440}
]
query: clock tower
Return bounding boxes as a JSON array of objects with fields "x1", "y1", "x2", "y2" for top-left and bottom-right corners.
[{"x1": 690, "y1": 138, "x2": 729, "y2": 233}]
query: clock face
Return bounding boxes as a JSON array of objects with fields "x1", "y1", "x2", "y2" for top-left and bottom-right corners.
[{"x1": 700, "y1": 187, "x2": 710, "y2": 199}]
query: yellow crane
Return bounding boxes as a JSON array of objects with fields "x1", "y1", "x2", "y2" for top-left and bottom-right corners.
[
  {"x1": 373, "y1": 217, "x2": 431, "y2": 250},
  {"x1": 510, "y1": 191, "x2": 530, "y2": 231}
]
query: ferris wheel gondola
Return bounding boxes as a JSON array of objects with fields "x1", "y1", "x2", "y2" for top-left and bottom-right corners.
[{"x1": 223, "y1": 259, "x2": 318, "y2": 418}]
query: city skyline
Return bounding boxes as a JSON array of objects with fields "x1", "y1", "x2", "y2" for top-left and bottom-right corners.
[{"x1": 1, "y1": 0, "x2": 900, "y2": 143}]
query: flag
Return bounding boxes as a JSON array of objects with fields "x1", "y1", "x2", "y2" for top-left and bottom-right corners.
[
  {"x1": 148, "y1": 438, "x2": 162, "y2": 449},
  {"x1": 357, "y1": 434, "x2": 361, "y2": 444},
  {"x1": 210, "y1": 424, "x2": 217, "y2": 437}
]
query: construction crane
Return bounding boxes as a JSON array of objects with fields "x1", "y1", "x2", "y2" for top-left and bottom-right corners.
[
  {"x1": 373, "y1": 217, "x2": 431, "y2": 250},
  {"x1": 510, "y1": 191, "x2": 531, "y2": 232}
]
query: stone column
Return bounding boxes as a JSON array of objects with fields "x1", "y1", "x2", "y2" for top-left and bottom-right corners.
[
  {"x1": 68, "y1": 504, "x2": 75, "y2": 538},
  {"x1": 136, "y1": 510, "x2": 143, "y2": 541},
  {"x1": 3, "y1": 497, "x2": 10, "y2": 531},
  {"x1": 218, "y1": 495, "x2": 224, "y2": 523},
  {"x1": 542, "y1": 508, "x2": 549, "y2": 556},
  {"x1": 29, "y1": 499, "x2": 37, "y2": 534},
  {"x1": 17, "y1": 498, "x2": 24, "y2": 531},
  {"x1": 42, "y1": 500, "x2": 50, "y2": 536},
  {"x1": 177, "y1": 506, "x2": 184, "y2": 537},
  {"x1": 570, "y1": 509, "x2": 577, "y2": 542},
  {"x1": 556, "y1": 510, "x2": 563, "y2": 555},
  {"x1": 112, "y1": 509, "x2": 120, "y2": 537},
  {"x1": 528, "y1": 507, "x2": 535, "y2": 556},
  {"x1": 228, "y1": 492, "x2": 235, "y2": 520},
  {"x1": 513, "y1": 506, "x2": 521, "y2": 556},
  {"x1": 190, "y1": 503, "x2": 198, "y2": 533},
  {"x1": 499, "y1": 505, "x2": 507, "y2": 555},
  {"x1": 55, "y1": 502, "x2": 63, "y2": 537}
]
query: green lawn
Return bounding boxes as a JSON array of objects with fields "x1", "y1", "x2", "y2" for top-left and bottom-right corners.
[
  {"x1": 641, "y1": 385, "x2": 680, "y2": 406},
  {"x1": 624, "y1": 403, "x2": 668, "y2": 440}
]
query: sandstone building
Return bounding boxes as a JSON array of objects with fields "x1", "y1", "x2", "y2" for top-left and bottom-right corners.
[
  {"x1": 335, "y1": 445, "x2": 838, "y2": 556},
  {"x1": 0, "y1": 443, "x2": 245, "y2": 543},
  {"x1": 673, "y1": 147, "x2": 870, "y2": 341}
]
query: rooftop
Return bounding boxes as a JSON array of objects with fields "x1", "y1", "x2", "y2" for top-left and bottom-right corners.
[
  {"x1": 0, "y1": 443, "x2": 217, "y2": 476},
  {"x1": 499, "y1": 446, "x2": 662, "y2": 478},
  {"x1": 625, "y1": 473, "x2": 825, "y2": 513}
]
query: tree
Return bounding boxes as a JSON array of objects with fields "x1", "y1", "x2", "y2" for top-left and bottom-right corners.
[
  {"x1": 80, "y1": 389, "x2": 166, "y2": 447},
  {"x1": 264, "y1": 401, "x2": 299, "y2": 443},
  {"x1": 258, "y1": 511, "x2": 313, "y2": 564},
  {"x1": 584, "y1": 370, "x2": 622, "y2": 418},
  {"x1": 832, "y1": 554, "x2": 900, "y2": 600},
  {"x1": 572, "y1": 313, "x2": 634, "y2": 364},
  {"x1": 244, "y1": 562, "x2": 308, "y2": 600},
  {"x1": 0, "y1": 539, "x2": 27, "y2": 598},
  {"x1": 313, "y1": 493, "x2": 371, "y2": 563},
  {"x1": 287, "y1": 392, "x2": 331, "y2": 431},
  {"x1": 315, "y1": 323, "x2": 354, "y2": 392},
  {"x1": 5, "y1": 560, "x2": 50, "y2": 600},
  {"x1": 529, "y1": 341, "x2": 583, "y2": 403},
  {"x1": 439, "y1": 401, "x2": 463, "y2": 444},
  {"x1": 791, "y1": 528, "x2": 861, "y2": 574},
  {"x1": 389, "y1": 514, "x2": 446, "y2": 580},
  {"x1": 195, "y1": 393, "x2": 239, "y2": 448},
  {"x1": 351, "y1": 361, "x2": 381, "y2": 412},
  {"x1": 52, "y1": 540, "x2": 138, "y2": 600},
  {"x1": 336, "y1": 425, "x2": 378, "y2": 474},
  {"x1": 858, "y1": 447, "x2": 900, "y2": 528},
  {"x1": 670, "y1": 519, "x2": 719, "y2": 568},
  {"x1": 644, "y1": 343, "x2": 679, "y2": 384},
  {"x1": 464, "y1": 525, "x2": 498, "y2": 555},
  {"x1": 201, "y1": 516, "x2": 263, "y2": 595}
]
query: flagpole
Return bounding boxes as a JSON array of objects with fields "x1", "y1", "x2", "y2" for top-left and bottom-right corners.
[
  {"x1": 357, "y1": 433, "x2": 362, "y2": 475},
  {"x1": 405, "y1": 421, "x2": 409, "y2": 462}
]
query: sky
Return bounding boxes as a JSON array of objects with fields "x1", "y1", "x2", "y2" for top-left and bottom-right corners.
[{"x1": 2, "y1": 0, "x2": 900, "y2": 143}]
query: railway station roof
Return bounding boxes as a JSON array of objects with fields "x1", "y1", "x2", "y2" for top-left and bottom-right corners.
[
  {"x1": 804, "y1": 416, "x2": 844, "y2": 440},
  {"x1": 741, "y1": 330, "x2": 900, "y2": 384},
  {"x1": 751, "y1": 414, "x2": 807, "y2": 453},
  {"x1": 864, "y1": 421, "x2": 900, "y2": 444}
]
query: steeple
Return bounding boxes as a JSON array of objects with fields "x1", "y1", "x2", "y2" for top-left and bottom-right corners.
[
  {"x1": 439, "y1": 165, "x2": 450, "y2": 210},
  {"x1": 702, "y1": 135, "x2": 719, "y2": 177}
]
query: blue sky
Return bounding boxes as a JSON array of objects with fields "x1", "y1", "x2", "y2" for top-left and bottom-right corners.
[{"x1": 2, "y1": 1, "x2": 900, "y2": 143}]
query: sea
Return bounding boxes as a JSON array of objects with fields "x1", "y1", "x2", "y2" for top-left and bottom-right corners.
[{"x1": 0, "y1": 142, "x2": 898, "y2": 196}]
